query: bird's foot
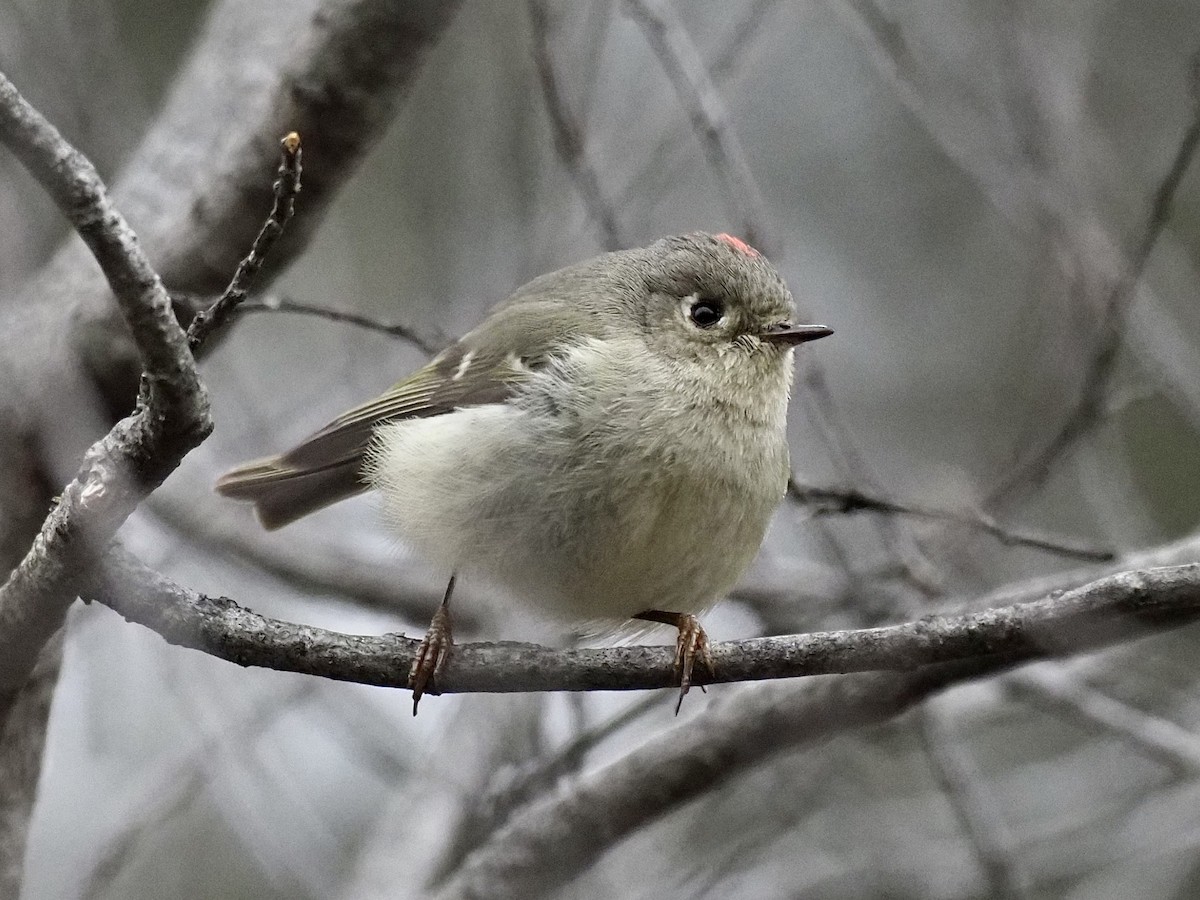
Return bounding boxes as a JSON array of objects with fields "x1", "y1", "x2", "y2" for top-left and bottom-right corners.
[
  {"x1": 633, "y1": 609, "x2": 715, "y2": 714},
  {"x1": 409, "y1": 603, "x2": 453, "y2": 715},
  {"x1": 671, "y1": 614, "x2": 713, "y2": 714}
]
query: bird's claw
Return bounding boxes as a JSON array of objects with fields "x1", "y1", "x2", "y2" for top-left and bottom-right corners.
[
  {"x1": 409, "y1": 603, "x2": 453, "y2": 715},
  {"x1": 673, "y1": 614, "x2": 714, "y2": 714}
]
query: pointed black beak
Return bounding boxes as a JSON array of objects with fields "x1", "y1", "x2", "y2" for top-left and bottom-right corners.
[{"x1": 759, "y1": 323, "x2": 834, "y2": 346}]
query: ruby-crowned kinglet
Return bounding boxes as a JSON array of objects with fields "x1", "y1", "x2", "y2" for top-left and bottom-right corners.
[{"x1": 217, "y1": 232, "x2": 832, "y2": 711}]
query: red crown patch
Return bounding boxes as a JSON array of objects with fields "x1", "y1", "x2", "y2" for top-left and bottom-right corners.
[{"x1": 715, "y1": 233, "x2": 760, "y2": 258}]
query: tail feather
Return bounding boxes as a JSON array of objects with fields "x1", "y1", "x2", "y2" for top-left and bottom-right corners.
[{"x1": 215, "y1": 456, "x2": 368, "y2": 530}]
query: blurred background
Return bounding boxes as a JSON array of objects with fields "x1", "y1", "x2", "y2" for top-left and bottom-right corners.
[{"x1": 4, "y1": 0, "x2": 1200, "y2": 897}]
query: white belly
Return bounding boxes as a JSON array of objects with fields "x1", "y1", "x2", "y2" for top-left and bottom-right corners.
[{"x1": 368, "y1": 401, "x2": 785, "y2": 628}]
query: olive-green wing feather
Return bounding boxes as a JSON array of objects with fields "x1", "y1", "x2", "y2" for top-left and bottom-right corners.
[{"x1": 215, "y1": 294, "x2": 596, "y2": 530}]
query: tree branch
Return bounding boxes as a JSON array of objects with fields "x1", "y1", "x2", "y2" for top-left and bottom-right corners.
[
  {"x1": 0, "y1": 0, "x2": 464, "y2": 888},
  {"x1": 431, "y1": 659, "x2": 1022, "y2": 899},
  {"x1": 985, "y1": 72, "x2": 1200, "y2": 505},
  {"x1": 0, "y1": 72, "x2": 211, "y2": 708},
  {"x1": 917, "y1": 703, "x2": 1032, "y2": 899},
  {"x1": 527, "y1": 0, "x2": 624, "y2": 251},
  {"x1": 622, "y1": 0, "x2": 772, "y2": 254},
  {"x1": 232, "y1": 294, "x2": 445, "y2": 355},
  {"x1": 84, "y1": 545, "x2": 1200, "y2": 696},
  {"x1": 789, "y1": 479, "x2": 1115, "y2": 563},
  {"x1": 50, "y1": 0, "x2": 463, "y2": 413},
  {"x1": 186, "y1": 132, "x2": 303, "y2": 351}
]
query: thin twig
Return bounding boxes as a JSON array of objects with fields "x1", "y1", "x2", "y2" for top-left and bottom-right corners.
[
  {"x1": 430, "y1": 694, "x2": 661, "y2": 886},
  {"x1": 710, "y1": 0, "x2": 784, "y2": 82},
  {"x1": 824, "y1": 5, "x2": 1200, "y2": 517},
  {"x1": 622, "y1": 0, "x2": 771, "y2": 254},
  {"x1": 622, "y1": 0, "x2": 783, "y2": 206},
  {"x1": 986, "y1": 74, "x2": 1200, "y2": 505},
  {"x1": 77, "y1": 682, "x2": 315, "y2": 897},
  {"x1": 145, "y1": 496, "x2": 453, "y2": 626},
  {"x1": 430, "y1": 658, "x2": 1033, "y2": 900},
  {"x1": 917, "y1": 704, "x2": 1033, "y2": 899},
  {"x1": 234, "y1": 294, "x2": 444, "y2": 355},
  {"x1": 789, "y1": 480, "x2": 1115, "y2": 563},
  {"x1": 1007, "y1": 667, "x2": 1200, "y2": 774},
  {"x1": 625, "y1": 0, "x2": 939, "y2": 594},
  {"x1": 84, "y1": 546, "x2": 1200, "y2": 696},
  {"x1": 187, "y1": 132, "x2": 303, "y2": 352},
  {"x1": 820, "y1": 0, "x2": 1036, "y2": 227},
  {"x1": 528, "y1": 0, "x2": 624, "y2": 251}
]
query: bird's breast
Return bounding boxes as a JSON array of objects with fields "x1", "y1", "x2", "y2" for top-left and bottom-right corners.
[{"x1": 369, "y1": 338, "x2": 792, "y2": 628}]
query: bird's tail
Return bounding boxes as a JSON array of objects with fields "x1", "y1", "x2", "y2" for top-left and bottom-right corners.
[{"x1": 215, "y1": 455, "x2": 368, "y2": 530}]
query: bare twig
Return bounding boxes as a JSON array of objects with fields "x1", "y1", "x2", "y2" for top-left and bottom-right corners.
[
  {"x1": 0, "y1": 72, "x2": 211, "y2": 708},
  {"x1": 789, "y1": 480, "x2": 1115, "y2": 562},
  {"x1": 187, "y1": 133, "x2": 303, "y2": 352},
  {"x1": 821, "y1": 0, "x2": 1038, "y2": 227},
  {"x1": 827, "y1": 3, "x2": 1200, "y2": 507},
  {"x1": 986, "y1": 78, "x2": 1200, "y2": 505},
  {"x1": 917, "y1": 704, "x2": 1033, "y2": 899},
  {"x1": 818, "y1": 10, "x2": 1200, "y2": 642},
  {"x1": 431, "y1": 659, "x2": 1026, "y2": 900},
  {"x1": 48, "y1": 0, "x2": 465, "y2": 416},
  {"x1": 84, "y1": 545, "x2": 1200, "y2": 697},
  {"x1": 622, "y1": 0, "x2": 771, "y2": 254},
  {"x1": 124, "y1": 0, "x2": 466, "y2": 302},
  {"x1": 621, "y1": 0, "x2": 783, "y2": 205},
  {"x1": 625, "y1": 0, "x2": 938, "y2": 594},
  {"x1": 709, "y1": 0, "x2": 784, "y2": 82},
  {"x1": 234, "y1": 294, "x2": 444, "y2": 355},
  {"x1": 145, "y1": 496, "x2": 453, "y2": 626},
  {"x1": 430, "y1": 694, "x2": 661, "y2": 886},
  {"x1": 1007, "y1": 667, "x2": 1200, "y2": 774},
  {"x1": 0, "y1": 0, "x2": 465, "y2": 890},
  {"x1": 528, "y1": 0, "x2": 624, "y2": 251},
  {"x1": 77, "y1": 682, "x2": 315, "y2": 897}
]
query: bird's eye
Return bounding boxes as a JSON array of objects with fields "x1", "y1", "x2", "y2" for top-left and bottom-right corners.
[{"x1": 687, "y1": 297, "x2": 725, "y2": 328}]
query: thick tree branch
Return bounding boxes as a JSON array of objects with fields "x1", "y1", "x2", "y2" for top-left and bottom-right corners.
[
  {"x1": 432, "y1": 550, "x2": 1200, "y2": 897},
  {"x1": 118, "y1": 0, "x2": 465, "y2": 303},
  {"x1": 0, "y1": 72, "x2": 211, "y2": 706},
  {"x1": 45, "y1": 0, "x2": 463, "y2": 414},
  {"x1": 0, "y1": 0, "x2": 466, "y2": 888}
]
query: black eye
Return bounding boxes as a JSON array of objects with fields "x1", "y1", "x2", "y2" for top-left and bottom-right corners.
[{"x1": 688, "y1": 297, "x2": 724, "y2": 328}]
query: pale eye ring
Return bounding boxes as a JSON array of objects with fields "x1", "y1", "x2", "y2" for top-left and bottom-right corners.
[{"x1": 685, "y1": 295, "x2": 725, "y2": 328}]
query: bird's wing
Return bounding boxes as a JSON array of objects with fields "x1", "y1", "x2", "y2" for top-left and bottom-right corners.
[{"x1": 214, "y1": 295, "x2": 593, "y2": 528}]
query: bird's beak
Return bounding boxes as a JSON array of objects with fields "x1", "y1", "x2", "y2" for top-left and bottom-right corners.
[{"x1": 758, "y1": 323, "x2": 834, "y2": 346}]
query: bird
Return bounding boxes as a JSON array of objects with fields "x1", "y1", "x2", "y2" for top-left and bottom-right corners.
[{"x1": 216, "y1": 232, "x2": 832, "y2": 713}]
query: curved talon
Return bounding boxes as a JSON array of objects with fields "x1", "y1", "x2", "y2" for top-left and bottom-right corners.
[
  {"x1": 632, "y1": 609, "x2": 714, "y2": 714},
  {"x1": 673, "y1": 614, "x2": 713, "y2": 715},
  {"x1": 409, "y1": 602, "x2": 453, "y2": 715}
]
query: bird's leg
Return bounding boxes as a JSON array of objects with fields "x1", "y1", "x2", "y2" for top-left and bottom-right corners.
[
  {"x1": 632, "y1": 610, "x2": 714, "y2": 714},
  {"x1": 409, "y1": 573, "x2": 457, "y2": 715}
]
